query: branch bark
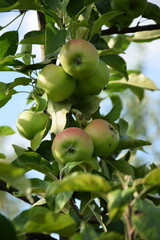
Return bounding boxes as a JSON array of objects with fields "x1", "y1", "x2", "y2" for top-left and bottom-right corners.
[
  {"x1": 101, "y1": 23, "x2": 160, "y2": 35},
  {"x1": 0, "y1": 179, "x2": 40, "y2": 205},
  {"x1": 25, "y1": 233, "x2": 57, "y2": 240}
]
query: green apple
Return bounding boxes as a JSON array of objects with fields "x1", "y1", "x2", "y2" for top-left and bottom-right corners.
[
  {"x1": 85, "y1": 119, "x2": 119, "y2": 157},
  {"x1": 59, "y1": 39, "x2": 99, "y2": 80},
  {"x1": 110, "y1": 0, "x2": 147, "y2": 27},
  {"x1": 52, "y1": 127, "x2": 94, "y2": 165},
  {"x1": 37, "y1": 64, "x2": 75, "y2": 102},
  {"x1": 16, "y1": 110, "x2": 50, "y2": 140},
  {"x1": 111, "y1": 0, "x2": 147, "y2": 18},
  {"x1": 75, "y1": 59, "x2": 110, "y2": 96}
]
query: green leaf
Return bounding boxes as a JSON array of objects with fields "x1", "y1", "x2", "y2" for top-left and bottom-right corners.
[
  {"x1": 0, "y1": 153, "x2": 6, "y2": 159},
  {"x1": 143, "y1": 168, "x2": 160, "y2": 187},
  {"x1": 15, "y1": 152, "x2": 55, "y2": 179},
  {"x1": 0, "y1": 31, "x2": 18, "y2": 59},
  {"x1": 70, "y1": 224, "x2": 97, "y2": 240},
  {"x1": 106, "y1": 159, "x2": 135, "y2": 177},
  {"x1": 105, "y1": 94, "x2": 123, "y2": 122},
  {"x1": 0, "y1": 214, "x2": 17, "y2": 240},
  {"x1": 132, "y1": 199, "x2": 160, "y2": 240},
  {"x1": 0, "y1": 126, "x2": 15, "y2": 136},
  {"x1": 101, "y1": 54, "x2": 128, "y2": 80},
  {"x1": 46, "y1": 190, "x2": 73, "y2": 213},
  {"x1": 8, "y1": 77, "x2": 32, "y2": 88},
  {"x1": 13, "y1": 207, "x2": 76, "y2": 237},
  {"x1": 46, "y1": 172, "x2": 111, "y2": 194},
  {"x1": 21, "y1": 44, "x2": 32, "y2": 65},
  {"x1": 33, "y1": 93, "x2": 48, "y2": 112},
  {"x1": 95, "y1": 231, "x2": 124, "y2": 240},
  {"x1": 143, "y1": 2, "x2": 160, "y2": 24},
  {"x1": 108, "y1": 73, "x2": 158, "y2": 92},
  {"x1": 131, "y1": 30, "x2": 160, "y2": 42},
  {"x1": 116, "y1": 138, "x2": 151, "y2": 151},
  {"x1": 12, "y1": 144, "x2": 27, "y2": 156},
  {"x1": 107, "y1": 188, "x2": 134, "y2": 221},
  {"x1": 47, "y1": 101, "x2": 71, "y2": 135},
  {"x1": 0, "y1": 161, "x2": 31, "y2": 198},
  {"x1": 30, "y1": 178, "x2": 49, "y2": 193},
  {"x1": 90, "y1": 10, "x2": 123, "y2": 37},
  {"x1": 20, "y1": 30, "x2": 45, "y2": 45},
  {"x1": 36, "y1": 140, "x2": 54, "y2": 162},
  {"x1": 45, "y1": 22, "x2": 67, "y2": 58},
  {"x1": 0, "y1": 0, "x2": 42, "y2": 11},
  {"x1": 74, "y1": 95, "x2": 101, "y2": 120},
  {"x1": 66, "y1": 0, "x2": 85, "y2": 17},
  {"x1": 84, "y1": 0, "x2": 96, "y2": 6}
]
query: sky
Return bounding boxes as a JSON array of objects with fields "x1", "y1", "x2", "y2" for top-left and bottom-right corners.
[{"x1": 0, "y1": 1, "x2": 160, "y2": 163}]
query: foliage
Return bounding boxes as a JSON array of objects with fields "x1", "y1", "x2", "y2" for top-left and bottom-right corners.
[{"x1": 0, "y1": 0, "x2": 160, "y2": 240}]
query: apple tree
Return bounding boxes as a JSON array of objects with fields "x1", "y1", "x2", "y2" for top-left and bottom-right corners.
[{"x1": 0, "y1": 0, "x2": 160, "y2": 240}]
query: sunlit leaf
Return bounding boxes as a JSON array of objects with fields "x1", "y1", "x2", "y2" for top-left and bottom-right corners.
[
  {"x1": 132, "y1": 199, "x2": 160, "y2": 240},
  {"x1": 107, "y1": 188, "x2": 134, "y2": 221},
  {"x1": 46, "y1": 172, "x2": 111, "y2": 194},
  {"x1": 47, "y1": 101, "x2": 71, "y2": 135},
  {"x1": 14, "y1": 152, "x2": 55, "y2": 179},
  {"x1": 13, "y1": 207, "x2": 76, "y2": 237},
  {"x1": 0, "y1": 126, "x2": 15, "y2": 136},
  {"x1": 0, "y1": 161, "x2": 31, "y2": 198},
  {"x1": 108, "y1": 73, "x2": 158, "y2": 91},
  {"x1": 143, "y1": 168, "x2": 160, "y2": 187},
  {"x1": 131, "y1": 30, "x2": 160, "y2": 42}
]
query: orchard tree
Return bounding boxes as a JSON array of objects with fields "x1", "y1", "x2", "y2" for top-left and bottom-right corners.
[{"x1": 0, "y1": 0, "x2": 160, "y2": 240}]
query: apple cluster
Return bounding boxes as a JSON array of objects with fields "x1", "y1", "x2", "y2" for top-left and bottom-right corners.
[
  {"x1": 37, "y1": 39, "x2": 110, "y2": 102},
  {"x1": 52, "y1": 119, "x2": 119, "y2": 166}
]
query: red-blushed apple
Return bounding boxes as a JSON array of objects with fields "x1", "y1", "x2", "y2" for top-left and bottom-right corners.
[
  {"x1": 75, "y1": 59, "x2": 110, "y2": 96},
  {"x1": 85, "y1": 119, "x2": 119, "y2": 157},
  {"x1": 59, "y1": 39, "x2": 99, "y2": 80},
  {"x1": 37, "y1": 64, "x2": 75, "y2": 102},
  {"x1": 52, "y1": 127, "x2": 94, "y2": 165},
  {"x1": 16, "y1": 110, "x2": 50, "y2": 140}
]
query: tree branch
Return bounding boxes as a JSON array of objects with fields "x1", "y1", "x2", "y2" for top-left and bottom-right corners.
[
  {"x1": 25, "y1": 233, "x2": 57, "y2": 240},
  {"x1": 101, "y1": 23, "x2": 160, "y2": 35},
  {"x1": 0, "y1": 179, "x2": 40, "y2": 205}
]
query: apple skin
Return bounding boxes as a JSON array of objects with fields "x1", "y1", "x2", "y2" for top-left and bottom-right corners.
[
  {"x1": 75, "y1": 59, "x2": 110, "y2": 96},
  {"x1": 16, "y1": 110, "x2": 50, "y2": 140},
  {"x1": 59, "y1": 39, "x2": 99, "y2": 80},
  {"x1": 37, "y1": 64, "x2": 75, "y2": 102},
  {"x1": 52, "y1": 127, "x2": 94, "y2": 165},
  {"x1": 85, "y1": 119, "x2": 119, "y2": 157}
]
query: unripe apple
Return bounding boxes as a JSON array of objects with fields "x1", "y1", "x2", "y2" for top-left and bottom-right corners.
[
  {"x1": 110, "y1": 0, "x2": 147, "y2": 27},
  {"x1": 75, "y1": 59, "x2": 110, "y2": 96},
  {"x1": 37, "y1": 64, "x2": 75, "y2": 102},
  {"x1": 52, "y1": 127, "x2": 94, "y2": 165},
  {"x1": 85, "y1": 119, "x2": 119, "y2": 157},
  {"x1": 59, "y1": 39, "x2": 99, "y2": 80},
  {"x1": 16, "y1": 110, "x2": 50, "y2": 140}
]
